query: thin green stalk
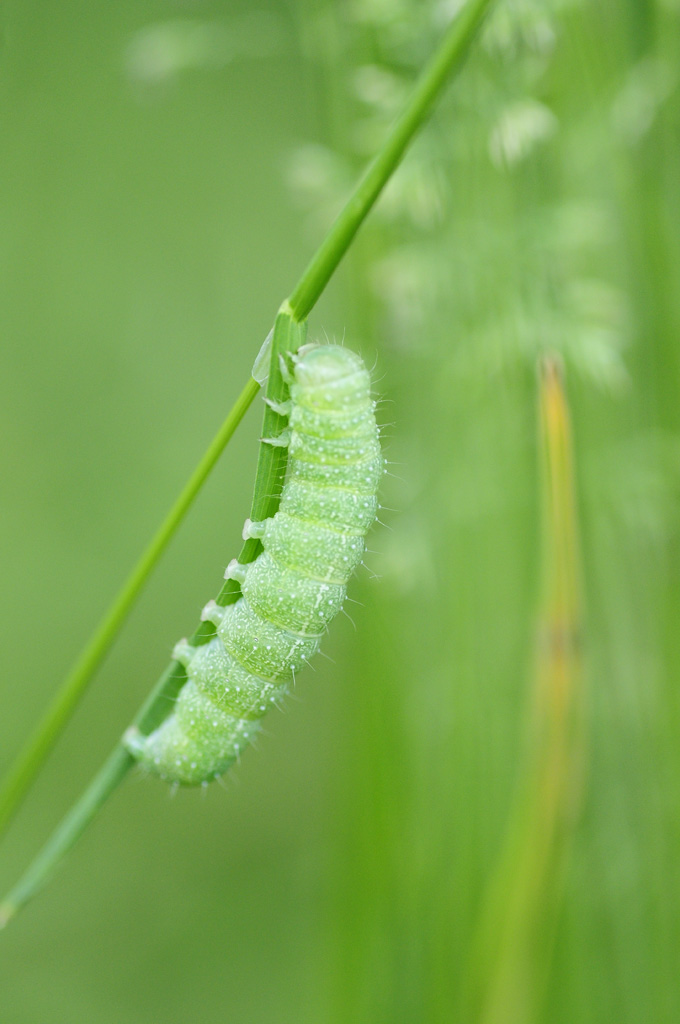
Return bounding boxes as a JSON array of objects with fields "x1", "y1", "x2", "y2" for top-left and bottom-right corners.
[
  {"x1": 0, "y1": 375, "x2": 260, "y2": 840},
  {"x1": 0, "y1": 0, "x2": 495, "y2": 926},
  {"x1": 0, "y1": 309, "x2": 304, "y2": 929},
  {"x1": 287, "y1": 0, "x2": 495, "y2": 321}
]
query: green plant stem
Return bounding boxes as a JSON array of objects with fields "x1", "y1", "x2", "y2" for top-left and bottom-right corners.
[
  {"x1": 0, "y1": 0, "x2": 494, "y2": 926},
  {"x1": 0, "y1": 375, "x2": 260, "y2": 841},
  {"x1": 0, "y1": 311, "x2": 305, "y2": 929},
  {"x1": 287, "y1": 0, "x2": 495, "y2": 321}
]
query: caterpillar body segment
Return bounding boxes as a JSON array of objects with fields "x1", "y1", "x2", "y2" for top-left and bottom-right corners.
[{"x1": 124, "y1": 344, "x2": 381, "y2": 785}]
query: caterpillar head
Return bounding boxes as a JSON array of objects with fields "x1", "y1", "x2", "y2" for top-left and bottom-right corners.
[{"x1": 292, "y1": 344, "x2": 370, "y2": 409}]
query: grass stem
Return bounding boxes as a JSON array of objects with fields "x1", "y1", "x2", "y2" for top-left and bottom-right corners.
[
  {"x1": 461, "y1": 355, "x2": 585, "y2": 1024},
  {"x1": 0, "y1": 376, "x2": 259, "y2": 840},
  {"x1": 287, "y1": 0, "x2": 495, "y2": 321},
  {"x1": 0, "y1": 0, "x2": 494, "y2": 924}
]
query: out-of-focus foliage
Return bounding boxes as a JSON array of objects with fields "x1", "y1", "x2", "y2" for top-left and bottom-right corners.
[{"x1": 1, "y1": 1, "x2": 679, "y2": 1022}]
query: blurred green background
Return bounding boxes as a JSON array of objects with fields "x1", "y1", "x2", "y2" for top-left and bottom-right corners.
[{"x1": 2, "y1": 1, "x2": 680, "y2": 1021}]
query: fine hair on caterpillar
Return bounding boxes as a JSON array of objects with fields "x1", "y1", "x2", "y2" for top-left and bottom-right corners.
[{"x1": 124, "y1": 342, "x2": 382, "y2": 786}]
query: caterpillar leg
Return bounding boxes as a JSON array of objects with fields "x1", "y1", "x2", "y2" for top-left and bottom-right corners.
[
  {"x1": 201, "y1": 599, "x2": 227, "y2": 628},
  {"x1": 242, "y1": 518, "x2": 266, "y2": 540},
  {"x1": 278, "y1": 353, "x2": 295, "y2": 385},
  {"x1": 172, "y1": 639, "x2": 195, "y2": 669},
  {"x1": 260, "y1": 428, "x2": 291, "y2": 448},
  {"x1": 264, "y1": 397, "x2": 292, "y2": 417},
  {"x1": 224, "y1": 559, "x2": 248, "y2": 584},
  {"x1": 123, "y1": 725, "x2": 146, "y2": 759}
]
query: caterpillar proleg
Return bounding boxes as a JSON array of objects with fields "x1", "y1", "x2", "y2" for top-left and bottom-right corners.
[{"x1": 124, "y1": 344, "x2": 381, "y2": 785}]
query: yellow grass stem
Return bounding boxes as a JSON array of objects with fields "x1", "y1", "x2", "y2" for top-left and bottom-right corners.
[{"x1": 463, "y1": 355, "x2": 586, "y2": 1024}]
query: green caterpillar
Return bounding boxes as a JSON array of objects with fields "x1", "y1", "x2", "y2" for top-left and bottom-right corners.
[{"x1": 124, "y1": 343, "x2": 381, "y2": 785}]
